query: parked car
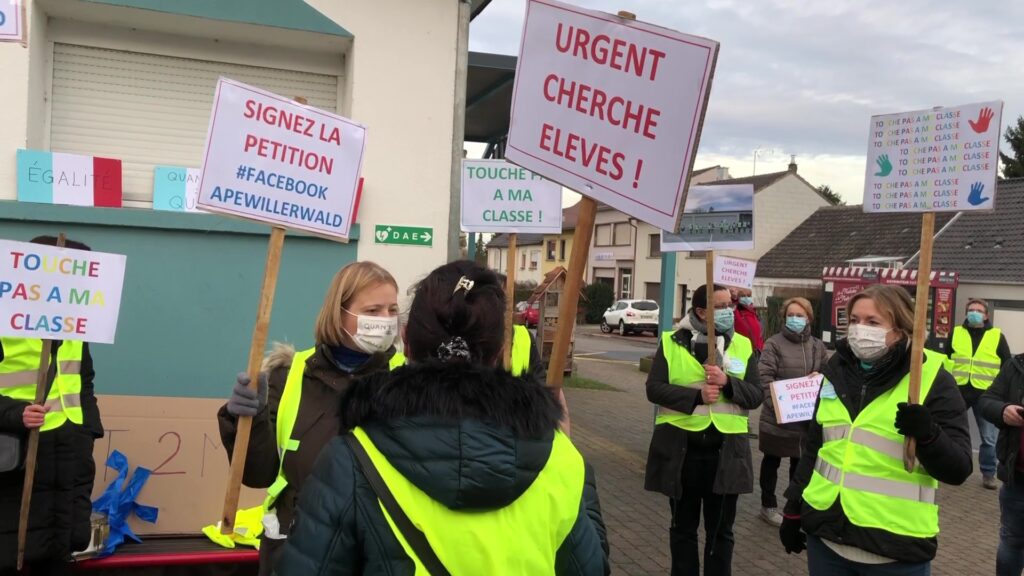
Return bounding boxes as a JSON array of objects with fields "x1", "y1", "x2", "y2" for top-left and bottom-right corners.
[
  {"x1": 514, "y1": 300, "x2": 540, "y2": 327},
  {"x1": 601, "y1": 299, "x2": 659, "y2": 335}
]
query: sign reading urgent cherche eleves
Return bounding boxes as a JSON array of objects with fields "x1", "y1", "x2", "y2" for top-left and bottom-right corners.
[
  {"x1": 505, "y1": 0, "x2": 718, "y2": 233},
  {"x1": 863, "y1": 101, "x2": 1003, "y2": 213},
  {"x1": 461, "y1": 159, "x2": 563, "y2": 234},
  {"x1": 197, "y1": 78, "x2": 365, "y2": 240},
  {"x1": 0, "y1": 240, "x2": 126, "y2": 344}
]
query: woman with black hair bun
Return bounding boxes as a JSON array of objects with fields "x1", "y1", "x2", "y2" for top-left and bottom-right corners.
[{"x1": 275, "y1": 260, "x2": 610, "y2": 576}]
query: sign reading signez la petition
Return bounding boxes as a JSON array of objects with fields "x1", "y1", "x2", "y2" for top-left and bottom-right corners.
[{"x1": 505, "y1": 0, "x2": 718, "y2": 232}]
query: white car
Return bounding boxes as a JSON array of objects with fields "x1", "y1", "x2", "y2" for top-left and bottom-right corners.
[{"x1": 601, "y1": 299, "x2": 660, "y2": 336}]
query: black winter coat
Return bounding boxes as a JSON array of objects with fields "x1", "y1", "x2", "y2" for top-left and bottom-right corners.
[
  {"x1": 979, "y1": 353, "x2": 1024, "y2": 485},
  {"x1": 274, "y1": 362, "x2": 610, "y2": 576},
  {"x1": 0, "y1": 340, "x2": 103, "y2": 570},
  {"x1": 644, "y1": 325, "x2": 763, "y2": 498},
  {"x1": 784, "y1": 340, "x2": 972, "y2": 563}
]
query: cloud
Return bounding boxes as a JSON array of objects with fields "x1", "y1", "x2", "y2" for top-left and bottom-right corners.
[{"x1": 470, "y1": 0, "x2": 1024, "y2": 207}]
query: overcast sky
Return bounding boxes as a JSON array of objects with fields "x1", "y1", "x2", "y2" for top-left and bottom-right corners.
[{"x1": 469, "y1": 0, "x2": 1024, "y2": 204}]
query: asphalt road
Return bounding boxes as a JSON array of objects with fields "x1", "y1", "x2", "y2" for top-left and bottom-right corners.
[{"x1": 574, "y1": 325, "x2": 659, "y2": 365}]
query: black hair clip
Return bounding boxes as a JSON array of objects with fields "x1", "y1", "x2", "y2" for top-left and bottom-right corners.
[{"x1": 437, "y1": 336, "x2": 471, "y2": 362}]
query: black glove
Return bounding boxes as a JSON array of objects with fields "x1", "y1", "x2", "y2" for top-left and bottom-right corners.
[
  {"x1": 779, "y1": 515, "x2": 806, "y2": 554},
  {"x1": 895, "y1": 402, "x2": 936, "y2": 441},
  {"x1": 226, "y1": 372, "x2": 268, "y2": 417}
]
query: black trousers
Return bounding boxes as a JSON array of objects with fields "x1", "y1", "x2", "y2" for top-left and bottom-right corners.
[
  {"x1": 669, "y1": 450, "x2": 738, "y2": 576},
  {"x1": 759, "y1": 455, "x2": 799, "y2": 508}
]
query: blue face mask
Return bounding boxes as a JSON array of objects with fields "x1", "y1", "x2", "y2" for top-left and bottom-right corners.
[
  {"x1": 786, "y1": 316, "x2": 808, "y2": 333},
  {"x1": 966, "y1": 311, "x2": 985, "y2": 326},
  {"x1": 714, "y1": 308, "x2": 735, "y2": 331},
  {"x1": 739, "y1": 296, "x2": 754, "y2": 307}
]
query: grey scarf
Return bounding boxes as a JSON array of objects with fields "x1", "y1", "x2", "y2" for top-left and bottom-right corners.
[{"x1": 686, "y1": 310, "x2": 733, "y2": 367}]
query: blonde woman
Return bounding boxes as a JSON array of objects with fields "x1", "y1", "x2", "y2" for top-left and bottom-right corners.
[
  {"x1": 780, "y1": 285, "x2": 971, "y2": 575},
  {"x1": 218, "y1": 261, "x2": 400, "y2": 575}
]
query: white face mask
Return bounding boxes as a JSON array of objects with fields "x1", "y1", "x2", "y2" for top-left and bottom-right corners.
[
  {"x1": 846, "y1": 323, "x2": 891, "y2": 362},
  {"x1": 343, "y1": 310, "x2": 398, "y2": 354}
]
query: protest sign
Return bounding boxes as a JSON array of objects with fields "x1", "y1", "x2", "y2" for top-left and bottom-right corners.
[
  {"x1": 661, "y1": 184, "x2": 754, "y2": 251},
  {"x1": 505, "y1": 0, "x2": 718, "y2": 233},
  {"x1": 197, "y1": 78, "x2": 365, "y2": 240},
  {"x1": 17, "y1": 149, "x2": 123, "y2": 207},
  {"x1": 0, "y1": 0, "x2": 22, "y2": 42},
  {"x1": 864, "y1": 101, "x2": 1003, "y2": 213},
  {"x1": 0, "y1": 239, "x2": 126, "y2": 344},
  {"x1": 461, "y1": 159, "x2": 563, "y2": 234},
  {"x1": 154, "y1": 166, "x2": 203, "y2": 212},
  {"x1": 713, "y1": 255, "x2": 756, "y2": 290},
  {"x1": 770, "y1": 374, "x2": 824, "y2": 424}
]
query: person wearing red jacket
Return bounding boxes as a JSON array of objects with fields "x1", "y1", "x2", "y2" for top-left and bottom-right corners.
[{"x1": 732, "y1": 288, "x2": 764, "y2": 353}]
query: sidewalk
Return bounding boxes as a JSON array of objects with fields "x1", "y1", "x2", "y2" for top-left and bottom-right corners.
[{"x1": 566, "y1": 358, "x2": 1000, "y2": 576}]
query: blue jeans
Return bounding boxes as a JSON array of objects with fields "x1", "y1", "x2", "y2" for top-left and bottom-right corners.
[
  {"x1": 974, "y1": 404, "x2": 998, "y2": 477},
  {"x1": 999, "y1": 482, "x2": 1024, "y2": 576},
  {"x1": 807, "y1": 536, "x2": 930, "y2": 576}
]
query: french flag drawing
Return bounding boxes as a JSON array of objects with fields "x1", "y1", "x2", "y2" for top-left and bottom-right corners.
[{"x1": 17, "y1": 149, "x2": 123, "y2": 207}]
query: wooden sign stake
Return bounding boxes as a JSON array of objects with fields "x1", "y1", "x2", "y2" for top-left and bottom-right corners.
[
  {"x1": 904, "y1": 212, "x2": 935, "y2": 472},
  {"x1": 546, "y1": 197, "x2": 596, "y2": 387},
  {"x1": 503, "y1": 233, "x2": 518, "y2": 370},
  {"x1": 220, "y1": 226, "x2": 286, "y2": 533},
  {"x1": 705, "y1": 250, "x2": 716, "y2": 366},
  {"x1": 17, "y1": 234, "x2": 65, "y2": 570}
]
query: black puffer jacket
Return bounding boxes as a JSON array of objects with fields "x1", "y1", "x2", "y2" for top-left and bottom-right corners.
[
  {"x1": 784, "y1": 340, "x2": 972, "y2": 563},
  {"x1": 274, "y1": 362, "x2": 610, "y2": 576},
  {"x1": 980, "y1": 353, "x2": 1024, "y2": 485}
]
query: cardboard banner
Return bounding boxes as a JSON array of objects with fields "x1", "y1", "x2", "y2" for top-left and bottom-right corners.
[
  {"x1": 197, "y1": 77, "x2": 366, "y2": 240},
  {"x1": 0, "y1": 0, "x2": 22, "y2": 42},
  {"x1": 154, "y1": 166, "x2": 203, "y2": 213},
  {"x1": 0, "y1": 240, "x2": 126, "y2": 344},
  {"x1": 461, "y1": 159, "x2": 563, "y2": 233},
  {"x1": 713, "y1": 255, "x2": 756, "y2": 290},
  {"x1": 864, "y1": 100, "x2": 1003, "y2": 212},
  {"x1": 17, "y1": 149, "x2": 123, "y2": 207},
  {"x1": 660, "y1": 183, "x2": 755, "y2": 251},
  {"x1": 505, "y1": 0, "x2": 718, "y2": 232},
  {"x1": 770, "y1": 374, "x2": 824, "y2": 424}
]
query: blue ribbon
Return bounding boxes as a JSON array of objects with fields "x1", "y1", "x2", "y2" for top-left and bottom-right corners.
[{"x1": 92, "y1": 450, "x2": 159, "y2": 557}]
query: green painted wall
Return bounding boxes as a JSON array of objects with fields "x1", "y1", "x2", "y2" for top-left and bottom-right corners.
[{"x1": 1, "y1": 201, "x2": 359, "y2": 398}]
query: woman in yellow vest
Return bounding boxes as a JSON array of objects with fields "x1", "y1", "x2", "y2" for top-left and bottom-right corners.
[
  {"x1": 274, "y1": 260, "x2": 609, "y2": 575},
  {"x1": 218, "y1": 261, "x2": 400, "y2": 575},
  {"x1": 0, "y1": 236, "x2": 104, "y2": 576},
  {"x1": 644, "y1": 283, "x2": 763, "y2": 576},
  {"x1": 780, "y1": 285, "x2": 972, "y2": 575}
]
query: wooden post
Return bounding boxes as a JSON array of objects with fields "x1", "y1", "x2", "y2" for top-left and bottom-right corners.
[
  {"x1": 220, "y1": 226, "x2": 286, "y2": 533},
  {"x1": 503, "y1": 234, "x2": 518, "y2": 370},
  {"x1": 17, "y1": 233, "x2": 64, "y2": 570},
  {"x1": 547, "y1": 197, "x2": 597, "y2": 385},
  {"x1": 904, "y1": 212, "x2": 936, "y2": 472},
  {"x1": 705, "y1": 250, "x2": 716, "y2": 366}
]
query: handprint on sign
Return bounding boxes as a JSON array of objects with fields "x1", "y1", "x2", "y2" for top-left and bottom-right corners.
[
  {"x1": 874, "y1": 154, "x2": 892, "y2": 177},
  {"x1": 967, "y1": 182, "x2": 990, "y2": 207},
  {"x1": 968, "y1": 107, "x2": 994, "y2": 134}
]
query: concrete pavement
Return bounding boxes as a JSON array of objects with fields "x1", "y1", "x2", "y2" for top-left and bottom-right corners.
[{"x1": 566, "y1": 355, "x2": 1000, "y2": 576}]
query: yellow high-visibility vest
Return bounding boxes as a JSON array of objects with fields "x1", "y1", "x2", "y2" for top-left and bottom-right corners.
[
  {"x1": 0, "y1": 337, "x2": 84, "y2": 431},
  {"x1": 950, "y1": 326, "x2": 1002, "y2": 390}
]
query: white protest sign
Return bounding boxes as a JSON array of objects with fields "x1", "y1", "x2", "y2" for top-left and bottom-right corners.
[
  {"x1": 0, "y1": 0, "x2": 22, "y2": 42},
  {"x1": 0, "y1": 240, "x2": 126, "y2": 344},
  {"x1": 713, "y1": 255, "x2": 756, "y2": 290},
  {"x1": 864, "y1": 100, "x2": 1003, "y2": 213},
  {"x1": 505, "y1": 0, "x2": 718, "y2": 232},
  {"x1": 661, "y1": 183, "x2": 755, "y2": 251},
  {"x1": 770, "y1": 374, "x2": 824, "y2": 424},
  {"x1": 197, "y1": 77, "x2": 365, "y2": 240},
  {"x1": 461, "y1": 159, "x2": 563, "y2": 233}
]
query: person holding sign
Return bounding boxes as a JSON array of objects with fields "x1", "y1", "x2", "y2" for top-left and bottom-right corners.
[
  {"x1": 756, "y1": 298, "x2": 828, "y2": 527},
  {"x1": 780, "y1": 285, "x2": 972, "y2": 574},
  {"x1": 940, "y1": 298, "x2": 1012, "y2": 490},
  {"x1": 217, "y1": 261, "x2": 400, "y2": 575},
  {"x1": 644, "y1": 284, "x2": 762, "y2": 576},
  {"x1": 0, "y1": 236, "x2": 104, "y2": 576},
  {"x1": 275, "y1": 261, "x2": 609, "y2": 576}
]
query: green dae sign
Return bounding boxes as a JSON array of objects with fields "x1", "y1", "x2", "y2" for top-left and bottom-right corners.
[{"x1": 374, "y1": 225, "x2": 433, "y2": 247}]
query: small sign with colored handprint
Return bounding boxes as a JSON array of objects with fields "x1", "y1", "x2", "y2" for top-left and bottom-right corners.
[{"x1": 863, "y1": 100, "x2": 1003, "y2": 213}]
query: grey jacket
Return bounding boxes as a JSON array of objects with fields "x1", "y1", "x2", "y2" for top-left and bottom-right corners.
[{"x1": 757, "y1": 328, "x2": 828, "y2": 458}]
